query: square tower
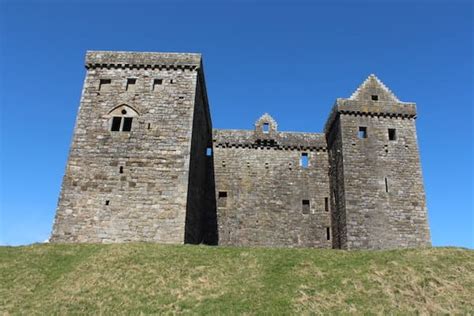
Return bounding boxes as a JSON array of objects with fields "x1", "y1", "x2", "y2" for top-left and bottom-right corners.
[
  {"x1": 325, "y1": 75, "x2": 431, "y2": 249},
  {"x1": 51, "y1": 51, "x2": 215, "y2": 244}
]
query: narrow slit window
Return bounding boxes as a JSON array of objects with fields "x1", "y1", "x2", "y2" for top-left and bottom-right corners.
[
  {"x1": 99, "y1": 79, "x2": 111, "y2": 91},
  {"x1": 153, "y1": 79, "x2": 163, "y2": 90},
  {"x1": 371, "y1": 95, "x2": 379, "y2": 101},
  {"x1": 126, "y1": 78, "x2": 136, "y2": 91},
  {"x1": 119, "y1": 166, "x2": 124, "y2": 174},
  {"x1": 105, "y1": 200, "x2": 110, "y2": 206},
  {"x1": 358, "y1": 126, "x2": 367, "y2": 139},
  {"x1": 385, "y1": 177, "x2": 389, "y2": 193},
  {"x1": 302, "y1": 200, "x2": 310, "y2": 214},
  {"x1": 218, "y1": 191, "x2": 227, "y2": 207},
  {"x1": 122, "y1": 117, "x2": 133, "y2": 132},
  {"x1": 388, "y1": 128, "x2": 396, "y2": 141},
  {"x1": 147, "y1": 123, "x2": 151, "y2": 130},
  {"x1": 111, "y1": 117, "x2": 122, "y2": 131},
  {"x1": 206, "y1": 147, "x2": 212, "y2": 157},
  {"x1": 325, "y1": 197, "x2": 329, "y2": 212},
  {"x1": 300, "y1": 153, "x2": 309, "y2": 168},
  {"x1": 170, "y1": 79, "x2": 175, "y2": 84},
  {"x1": 262, "y1": 122, "x2": 269, "y2": 133},
  {"x1": 326, "y1": 227, "x2": 331, "y2": 240}
]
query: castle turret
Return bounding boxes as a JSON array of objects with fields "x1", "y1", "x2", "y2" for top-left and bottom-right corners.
[{"x1": 325, "y1": 74, "x2": 431, "y2": 249}]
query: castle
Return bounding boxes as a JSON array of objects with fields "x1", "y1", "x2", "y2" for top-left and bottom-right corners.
[{"x1": 51, "y1": 51, "x2": 431, "y2": 250}]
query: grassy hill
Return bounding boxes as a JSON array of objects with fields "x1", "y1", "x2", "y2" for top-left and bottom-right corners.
[{"x1": 0, "y1": 244, "x2": 472, "y2": 314}]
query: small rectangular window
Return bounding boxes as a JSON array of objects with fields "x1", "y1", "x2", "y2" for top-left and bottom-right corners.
[
  {"x1": 385, "y1": 177, "x2": 389, "y2": 193},
  {"x1": 300, "y1": 153, "x2": 309, "y2": 168},
  {"x1": 122, "y1": 117, "x2": 133, "y2": 132},
  {"x1": 325, "y1": 197, "x2": 329, "y2": 212},
  {"x1": 326, "y1": 227, "x2": 331, "y2": 240},
  {"x1": 153, "y1": 79, "x2": 163, "y2": 90},
  {"x1": 111, "y1": 117, "x2": 122, "y2": 131},
  {"x1": 170, "y1": 79, "x2": 175, "y2": 84},
  {"x1": 126, "y1": 78, "x2": 136, "y2": 91},
  {"x1": 206, "y1": 147, "x2": 212, "y2": 157},
  {"x1": 262, "y1": 123, "x2": 269, "y2": 133},
  {"x1": 388, "y1": 128, "x2": 396, "y2": 141},
  {"x1": 302, "y1": 200, "x2": 310, "y2": 214},
  {"x1": 105, "y1": 200, "x2": 110, "y2": 206},
  {"x1": 218, "y1": 191, "x2": 227, "y2": 207},
  {"x1": 358, "y1": 126, "x2": 367, "y2": 139},
  {"x1": 371, "y1": 95, "x2": 379, "y2": 101},
  {"x1": 99, "y1": 79, "x2": 111, "y2": 91}
]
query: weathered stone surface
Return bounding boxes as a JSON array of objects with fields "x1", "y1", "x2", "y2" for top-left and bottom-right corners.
[{"x1": 51, "y1": 52, "x2": 431, "y2": 250}]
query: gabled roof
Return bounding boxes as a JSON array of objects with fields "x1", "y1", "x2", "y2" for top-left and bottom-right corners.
[{"x1": 349, "y1": 74, "x2": 400, "y2": 102}]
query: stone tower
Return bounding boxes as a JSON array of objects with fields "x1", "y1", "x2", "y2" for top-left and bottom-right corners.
[
  {"x1": 325, "y1": 74, "x2": 431, "y2": 249},
  {"x1": 51, "y1": 51, "x2": 216, "y2": 244}
]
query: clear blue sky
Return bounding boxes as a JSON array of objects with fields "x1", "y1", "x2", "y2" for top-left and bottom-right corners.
[{"x1": 0, "y1": 0, "x2": 472, "y2": 248}]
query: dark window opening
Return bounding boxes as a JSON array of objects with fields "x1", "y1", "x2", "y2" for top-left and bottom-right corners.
[
  {"x1": 119, "y1": 166, "x2": 124, "y2": 174},
  {"x1": 147, "y1": 123, "x2": 151, "y2": 130},
  {"x1": 358, "y1": 126, "x2": 367, "y2": 139},
  {"x1": 302, "y1": 199, "x2": 310, "y2": 214},
  {"x1": 263, "y1": 122, "x2": 269, "y2": 133},
  {"x1": 222, "y1": 160, "x2": 226, "y2": 167},
  {"x1": 301, "y1": 153, "x2": 309, "y2": 168},
  {"x1": 326, "y1": 227, "x2": 331, "y2": 240},
  {"x1": 122, "y1": 117, "x2": 133, "y2": 132},
  {"x1": 325, "y1": 197, "x2": 329, "y2": 212},
  {"x1": 99, "y1": 79, "x2": 111, "y2": 90},
  {"x1": 371, "y1": 95, "x2": 379, "y2": 101},
  {"x1": 111, "y1": 117, "x2": 122, "y2": 131},
  {"x1": 126, "y1": 78, "x2": 136, "y2": 91},
  {"x1": 385, "y1": 177, "x2": 389, "y2": 193},
  {"x1": 388, "y1": 128, "x2": 396, "y2": 141},
  {"x1": 218, "y1": 191, "x2": 227, "y2": 207},
  {"x1": 206, "y1": 147, "x2": 212, "y2": 157},
  {"x1": 105, "y1": 200, "x2": 110, "y2": 205},
  {"x1": 170, "y1": 79, "x2": 175, "y2": 84},
  {"x1": 153, "y1": 79, "x2": 163, "y2": 90}
]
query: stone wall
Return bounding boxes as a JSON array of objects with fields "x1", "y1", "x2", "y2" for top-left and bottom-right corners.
[
  {"x1": 213, "y1": 114, "x2": 332, "y2": 248},
  {"x1": 51, "y1": 51, "x2": 210, "y2": 243}
]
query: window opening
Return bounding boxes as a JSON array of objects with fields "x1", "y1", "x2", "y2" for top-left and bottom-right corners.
[
  {"x1": 111, "y1": 117, "x2": 122, "y2": 131},
  {"x1": 371, "y1": 95, "x2": 379, "y2": 101},
  {"x1": 325, "y1": 197, "x2": 329, "y2": 212},
  {"x1": 218, "y1": 191, "x2": 228, "y2": 207},
  {"x1": 105, "y1": 200, "x2": 110, "y2": 206},
  {"x1": 122, "y1": 117, "x2": 133, "y2": 132},
  {"x1": 99, "y1": 79, "x2": 111, "y2": 91},
  {"x1": 302, "y1": 200, "x2": 310, "y2": 214},
  {"x1": 206, "y1": 147, "x2": 212, "y2": 157},
  {"x1": 388, "y1": 128, "x2": 396, "y2": 141},
  {"x1": 126, "y1": 78, "x2": 136, "y2": 91},
  {"x1": 263, "y1": 122, "x2": 269, "y2": 133},
  {"x1": 119, "y1": 166, "x2": 124, "y2": 174},
  {"x1": 385, "y1": 177, "x2": 389, "y2": 193},
  {"x1": 153, "y1": 79, "x2": 163, "y2": 91},
  {"x1": 358, "y1": 126, "x2": 367, "y2": 139},
  {"x1": 326, "y1": 227, "x2": 331, "y2": 240},
  {"x1": 301, "y1": 153, "x2": 309, "y2": 168}
]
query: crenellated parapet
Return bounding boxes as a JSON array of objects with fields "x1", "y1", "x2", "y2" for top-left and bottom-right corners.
[{"x1": 85, "y1": 51, "x2": 202, "y2": 70}]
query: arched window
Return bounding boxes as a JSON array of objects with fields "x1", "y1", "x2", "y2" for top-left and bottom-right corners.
[{"x1": 108, "y1": 105, "x2": 139, "y2": 132}]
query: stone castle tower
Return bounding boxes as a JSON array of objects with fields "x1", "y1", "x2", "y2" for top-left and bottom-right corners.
[{"x1": 51, "y1": 51, "x2": 431, "y2": 249}]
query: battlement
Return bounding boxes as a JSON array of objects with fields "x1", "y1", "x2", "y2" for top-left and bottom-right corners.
[
  {"x1": 213, "y1": 129, "x2": 326, "y2": 151},
  {"x1": 85, "y1": 50, "x2": 202, "y2": 70}
]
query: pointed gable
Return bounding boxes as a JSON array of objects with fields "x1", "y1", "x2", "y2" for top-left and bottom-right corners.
[{"x1": 349, "y1": 74, "x2": 400, "y2": 102}]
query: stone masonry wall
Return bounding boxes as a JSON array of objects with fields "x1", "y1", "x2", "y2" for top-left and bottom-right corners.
[
  {"x1": 51, "y1": 51, "x2": 205, "y2": 243},
  {"x1": 213, "y1": 115, "x2": 332, "y2": 248}
]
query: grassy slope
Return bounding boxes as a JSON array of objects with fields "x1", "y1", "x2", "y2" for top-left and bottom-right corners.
[{"x1": 0, "y1": 244, "x2": 472, "y2": 314}]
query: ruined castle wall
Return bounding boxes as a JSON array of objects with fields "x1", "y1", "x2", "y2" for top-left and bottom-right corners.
[
  {"x1": 213, "y1": 130, "x2": 332, "y2": 248},
  {"x1": 338, "y1": 113, "x2": 431, "y2": 249},
  {"x1": 51, "y1": 52, "x2": 202, "y2": 243}
]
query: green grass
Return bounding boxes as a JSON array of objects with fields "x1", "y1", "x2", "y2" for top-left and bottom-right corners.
[{"x1": 1, "y1": 244, "x2": 473, "y2": 314}]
